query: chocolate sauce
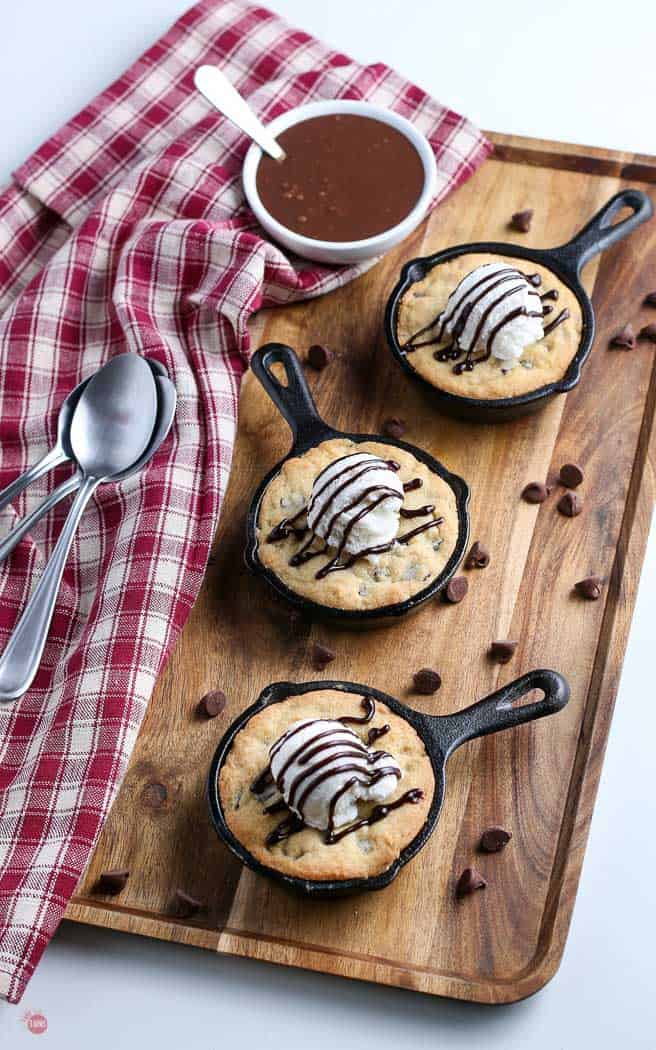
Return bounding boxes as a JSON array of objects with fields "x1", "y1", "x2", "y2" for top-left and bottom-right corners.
[
  {"x1": 267, "y1": 506, "x2": 307, "y2": 542},
  {"x1": 367, "y1": 724, "x2": 391, "y2": 746},
  {"x1": 400, "y1": 503, "x2": 435, "y2": 519},
  {"x1": 251, "y1": 768, "x2": 273, "y2": 795},
  {"x1": 403, "y1": 265, "x2": 568, "y2": 372},
  {"x1": 265, "y1": 813, "x2": 305, "y2": 847},
  {"x1": 326, "y1": 788, "x2": 425, "y2": 844},
  {"x1": 339, "y1": 696, "x2": 376, "y2": 725},
  {"x1": 542, "y1": 307, "x2": 570, "y2": 337},
  {"x1": 256, "y1": 114, "x2": 425, "y2": 242},
  {"x1": 252, "y1": 697, "x2": 424, "y2": 850},
  {"x1": 314, "y1": 516, "x2": 443, "y2": 579},
  {"x1": 267, "y1": 453, "x2": 442, "y2": 579}
]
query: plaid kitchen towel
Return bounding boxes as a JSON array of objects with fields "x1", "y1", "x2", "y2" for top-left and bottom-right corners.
[{"x1": 0, "y1": 0, "x2": 490, "y2": 1002}]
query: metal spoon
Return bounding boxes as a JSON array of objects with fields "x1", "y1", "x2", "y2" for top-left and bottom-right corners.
[
  {"x1": 0, "y1": 376, "x2": 90, "y2": 515},
  {"x1": 0, "y1": 353, "x2": 159, "y2": 701},
  {"x1": 0, "y1": 360, "x2": 175, "y2": 565},
  {"x1": 194, "y1": 65, "x2": 286, "y2": 162}
]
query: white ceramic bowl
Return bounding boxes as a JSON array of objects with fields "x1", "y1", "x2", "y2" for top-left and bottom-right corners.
[{"x1": 242, "y1": 99, "x2": 438, "y2": 265}]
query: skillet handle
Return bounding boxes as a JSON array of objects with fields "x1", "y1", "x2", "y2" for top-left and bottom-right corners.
[
  {"x1": 436, "y1": 669, "x2": 569, "y2": 756},
  {"x1": 551, "y1": 189, "x2": 653, "y2": 276},
  {"x1": 250, "y1": 343, "x2": 333, "y2": 450}
]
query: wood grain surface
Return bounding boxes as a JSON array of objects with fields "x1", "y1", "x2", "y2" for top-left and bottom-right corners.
[{"x1": 65, "y1": 132, "x2": 656, "y2": 1004}]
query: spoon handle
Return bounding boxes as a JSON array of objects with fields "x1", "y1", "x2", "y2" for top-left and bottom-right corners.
[
  {"x1": 0, "y1": 472, "x2": 82, "y2": 565},
  {"x1": 0, "y1": 474, "x2": 100, "y2": 702},
  {"x1": 0, "y1": 444, "x2": 69, "y2": 515},
  {"x1": 194, "y1": 65, "x2": 286, "y2": 162}
]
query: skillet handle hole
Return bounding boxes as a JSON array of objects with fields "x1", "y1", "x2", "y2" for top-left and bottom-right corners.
[{"x1": 496, "y1": 686, "x2": 544, "y2": 711}]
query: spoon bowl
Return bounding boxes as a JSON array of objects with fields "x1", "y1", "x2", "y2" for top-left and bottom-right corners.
[
  {"x1": 69, "y1": 355, "x2": 158, "y2": 478},
  {"x1": 0, "y1": 360, "x2": 176, "y2": 566},
  {"x1": 0, "y1": 354, "x2": 159, "y2": 701}
]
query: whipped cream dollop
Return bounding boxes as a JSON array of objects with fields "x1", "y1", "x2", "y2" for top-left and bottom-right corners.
[
  {"x1": 307, "y1": 452, "x2": 403, "y2": 558},
  {"x1": 439, "y1": 261, "x2": 544, "y2": 366},
  {"x1": 267, "y1": 718, "x2": 402, "y2": 831}
]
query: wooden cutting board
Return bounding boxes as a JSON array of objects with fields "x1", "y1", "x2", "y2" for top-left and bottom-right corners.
[{"x1": 65, "y1": 131, "x2": 656, "y2": 1004}]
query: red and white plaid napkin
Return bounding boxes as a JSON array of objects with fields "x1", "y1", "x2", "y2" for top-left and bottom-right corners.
[{"x1": 0, "y1": 0, "x2": 490, "y2": 1002}]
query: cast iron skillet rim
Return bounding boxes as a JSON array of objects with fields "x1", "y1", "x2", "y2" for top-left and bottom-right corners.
[
  {"x1": 384, "y1": 239, "x2": 595, "y2": 415},
  {"x1": 244, "y1": 427, "x2": 471, "y2": 624},
  {"x1": 207, "y1": 679, "x2": 447, "y2": 896}
]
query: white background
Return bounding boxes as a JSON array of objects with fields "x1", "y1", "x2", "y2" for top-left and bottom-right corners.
[{"x1": 1, "y1": 1, "x2": 655, "y2": 1047}]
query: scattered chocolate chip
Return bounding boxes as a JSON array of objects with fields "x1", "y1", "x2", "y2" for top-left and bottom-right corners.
[
  {"x1": 412, "y1": 668, "x2": 442, "y2": 694},
  {"x1": 638, "y1": 323, "x2": 656, "y2": 343},
  {"x1": 465, "y1": 541, "x2": 490, "y2": 569},
  {"x1": 510, "y1": 208, "x2": 533, "y2": 233},
  {"x1": 456, "y1": 867, "x2": 487, "y2": 898},
  {"x1": 575, "y1": 575, "x2": 602, "y2": 600},
  {"x1": 644, "y1": 292, "x2": 656, "y2": 307},
  {"x1": 175, "y1": 889, "x2": 205, "y2": 918},
  {"x1": 558, "y1": 490, "x2": 582, "y2": 517},
  {"x1": 559, "y1": 463, "x2": 584, "y2": 488},
  {"x1": 521, "y1": 481, "x2": 549, "y2": 504},
  {"x1": 382, "y1": 416, "x2": 406, "y2": 439},
  {"x1": 488, "y1": 640, "x2": 518, "y2": 664},
  {"x1": 444, "y1": 575, "x2": 468, "y2": 604},
  {"x1": 479, "y1": 827, "x2": 512, "y2": 853},
  {"x1": 609, "y1": 324, "x2": 636, "y2": 350},
  {"x1": 307, "y1": 344, "x2": 333, "y2": 370},
  {"x1": 96, "y1": 869, "x2": 130, "y2": 896},
  {"x1": 198, "y1": 690, "x2": 226, "y2": 718},
  {"x1": 311, "y1": 642, "x2": 335, "y2": 670}
]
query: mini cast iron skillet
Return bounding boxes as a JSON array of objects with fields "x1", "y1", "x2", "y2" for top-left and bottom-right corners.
[
  {"x1": 245, "y1": 343, "x2": 470, "y2": 627},
  {"x1": 385, "y1": 189, "x2": 653, "y2": 422},
  {"x1": 208, "y1": 671, "x2": 569, "y2": 896}
]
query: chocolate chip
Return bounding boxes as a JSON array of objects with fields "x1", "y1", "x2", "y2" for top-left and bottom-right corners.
[
  {"x1": 609, "y1": 324, "x2": 636, "y2": 350},
  {"x1": 198, "y1": 690, "x2": 226, "y2": 718},
  {"x1": 644, "y1": 292, "x2": 656, "y2": 307},
  {"x1": 412, "y1": 668, "x2": 442, "y2": 694},
  {"x1": 382, "y1": 416, "x2": 406, "y2": 439},
  {"x1": 479, "y1": 827, "x2": 512, "y2": 853},
  {"x1": 444, "y1": 575, "x2": 468, "y2": 603},
  {"x1": 558, "y1": 490, "x2": 582, "y2": 517},
  {"x1": 510, "y1": 209, "x2": 533, "y2": 233},
  {"x1": 307, "y1": 344, "x2": 333, "y2": 370},
  {"x1": 456, "y1": 867, "x2": 487, "y2": 898},
  {"x1": 559, "y1": 463, "x2": 584, "y2": 488},
  {"x1": 521, "y1": 481, "x2": 549, "y2": 504},
  {"x1": 175, "y1": 889, "x2": 205, "y2": 918},
  {"x1": 311, "y1": 642, "x2": 335, "y2": 670},
  {"x1": 488, "y1": 640, "x2": 518, "y2": 664},
  {"x1": 638, "y1": 323, "x2": 656, "y2": 343},
  {"x1": 575, "y1": 575, "x2": 602, "y2": 600},
  {"x1": 465, "y1": 541, "x2": 490, "y2": 569},
  {"x1": 96, "y1": 869, "x2": 130, "y2": 896}
]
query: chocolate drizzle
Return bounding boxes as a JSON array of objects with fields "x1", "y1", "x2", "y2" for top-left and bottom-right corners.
[
  {"x1": 402, "y1": 263, "x2": 569, "y2": 372},
  {"x1": 543, "y1": 307, "x2": 570, "y2": 337},
  {"x1": 266, "y1": 455, "x2": 443, "y2": 578},
  {"x1": 252, "y1": 697, "x2": 423, "y2": 849},
  {"x1": 339, "y1": 696, "x2": 376, "y2": 725},
  {"x1": 326, "y1": 789, "x2": 424, "y2": 844},
  {"x1": 367, "y1": 723, "x2": 391, "y2": 746}
]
